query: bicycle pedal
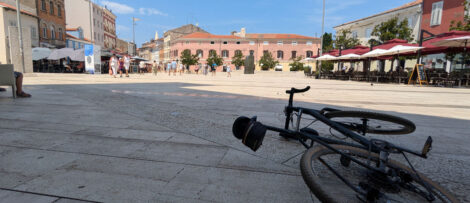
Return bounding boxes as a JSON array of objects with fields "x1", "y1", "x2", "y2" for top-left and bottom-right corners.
[{"x1": 421, "y1": 136, "x2": 433, "y2": 158}]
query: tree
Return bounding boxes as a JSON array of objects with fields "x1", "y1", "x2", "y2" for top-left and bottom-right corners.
[
  {"x1": 334, "y1": 29, "x2": 361, "y2": 49},
  {"x1": 206, "y1": 51, "x2": 223, "y2": 67},
  {"x1": 450, "y1": 1, "x2": 470, "y2": 31},
  {"x1": 231, "y1": 51, "x2": 245, "y2": 69},
  {"x1": 180, "y1": 49, "x2": 199, "y2": 68},
  {"x1": 370, "y1": 17, "x2": 414, "y2": 44},
  {"x1": 259, "y1": 52, "x2": 278, "y2": 70},
  {"x1": 322, "y1": 33, "x2": 334, "y2": 52},
  {"x1": 289, "y1": 56, "x2": 304, "y2": 71}
]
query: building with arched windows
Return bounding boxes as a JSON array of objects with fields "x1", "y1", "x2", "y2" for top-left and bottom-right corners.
[
  {"x1": 36, "y1": 0, "x2": 66, "y2": 48},
  {"x1": 170, "y1": 28, "x2": 320, "y2": 71}
]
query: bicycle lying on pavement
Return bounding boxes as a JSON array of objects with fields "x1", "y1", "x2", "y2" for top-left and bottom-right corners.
[{"x1": 232, "y1": 86, "x2": 458, "y2": 202}]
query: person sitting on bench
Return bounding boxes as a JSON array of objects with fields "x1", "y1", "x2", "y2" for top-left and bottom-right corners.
[{"x1": 0, "y1": 71, "x2": 31, "y2": 98}]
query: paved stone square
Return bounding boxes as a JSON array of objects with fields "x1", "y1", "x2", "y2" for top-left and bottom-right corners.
[{"x1": 0, "y1": 71, "x2": 469, "y2": 202}]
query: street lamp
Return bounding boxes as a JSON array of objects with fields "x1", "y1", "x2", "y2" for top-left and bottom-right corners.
[
  {"x1": 319, "y1": 0, "x2": 325, "y2": 77},
  {"x1": 15, "y1": 0, "x2": 25, "y2": 73}
]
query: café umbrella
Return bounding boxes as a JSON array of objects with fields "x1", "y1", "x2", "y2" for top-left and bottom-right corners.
[
  {"x1": 382, "y1": 45, "x2": 423, "y2": 56},
  {"x1": 32, "y1": 47, "x2": 52, "y2": 61},
  {"x1": 316, "y1": 54, "x2": 338, "y2": 61},
  {"x1": 47, "y1": 48, "x2": 75, "y2": 60},
  {"x1": 338, "y1": 53, "x2": 361, "y2": 60},
  {"x1": 360, "y1": 49, "x2": 388, "y2": 58},
  {"x1": 432, "y1": 36, "x2": 470, "y2": 69}
]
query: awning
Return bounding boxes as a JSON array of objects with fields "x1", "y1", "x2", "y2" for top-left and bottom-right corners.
[
  {"x1": 338, "y1": 53, "x2": 361, "y2": 60},
  {"x1": 316, "y1": 54, "x2": 338, "y2": 61},
  {"x1": 32, "y1": 47, "x2": 52, "y2": 61},
  {"x1": 47, "y1": 48, "x2": 75, "y2": 60},
  {"x1": 360, "y1": 49, "x2": 388, "y2": 58},
  {"x1": 382, "y1": 45, "x2": 423, "y2": 55},
  {"x1": 70, "y1": 48, "x2": 85, "y2": 61},
  {"x1": 421, "y1": 31, "x2": 470, "y2": 54}
]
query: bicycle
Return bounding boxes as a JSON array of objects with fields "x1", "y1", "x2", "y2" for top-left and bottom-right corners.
[{"x1": 232, "y1": 86, "x2": 458, "y2": 202}]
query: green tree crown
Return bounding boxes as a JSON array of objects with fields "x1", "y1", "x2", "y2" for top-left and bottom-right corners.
[
  {"x1": 231, "y1": 50, "x2": 245, "y2": 68},
  {"x1": 334, "y1": 29, "x2": 361, "y2": 49},
  {"x1": 181, "y1": 49, "x2": 199, "y2": 67},
  {"x1": 206, "y1": 51, "x2": 223, "y2": 67},
  {"x1": 259, "y1": 52, "x2": 278, "y2": 70},
  {"x1": 370, "y1": 17, "x2": 414, "y2": 45}
]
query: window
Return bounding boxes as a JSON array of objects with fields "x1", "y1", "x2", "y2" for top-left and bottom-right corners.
[
  {"x1": 249, "y1": 41, "x2": 255, "y2": 45},
  {"x1": 50, "y1": 26, "x2": 55, "y2": 39},
  {"x1": 223, "y1": 41, "x2": 228, "y2": 44},
  {"x1": 235, "y1": 50, "x2": 242, "y2": 56},
  {"x1": 263, "y1": 41, "x2": 269, "y2": 45},
  {"x1": 407, "y1": 16, "x2": 413, "y2": 27},
  {"x1": 58, "y1": 5, "x2": 61, "y2": 17},
  {"x1": 31, "y1": 26, "x2": 37, "y2": 39},
  {"x1": 250, "y1": 50, "x2": 255, "y2": 56},
  {"x1": 291, "y1": 51, "x2": 297, "y2": 59},
  {"x1": 222, "y1": 50, "x2": 229, "y2": 58},
  {"x1": 277, "y1": 50, "x2": 284, "y2": 59},
  {"x1": 306, "y1": 41, "x2": 312, "y2": 46},
  {"x1": 41, "y1": 0, "x2": 46, "y2": 11},
  {"x1": 236, "y1": 41, "x2": 241, "y2": 44},
  {"x1": 306, "y1": 51, "x2": 313, "y2": 58},
  {"x1": 196, "y1": 49, "x2": 203, "y2": 58},
  {"x1": 430, "y1": 1, "x2": 443, "y2": 26},
  {"x1": 42, "y1": 24, "x2": 47, "y2": 38},
  {"x1": 173, "y1": 50, "x2": 178, "y2": 57},
  {"x1": 277, "y1": 41, "x2": 283, "y2": 45},
  {"x1": 263, "y1": 50, "x2": 269, "y2": 55},
  {"x1": 292, "y1": 41, "x2": 298, "y2": 46},
  {"x1": 209, "y1": 50, "x2": 216, "y2": 55},
  {"x1": 365, "y1": 28, "x2": 372, "y2": 38},
  {"x1": 352, "y1": 31, "x2": 358, "y2": 39},
  {"x1": 50, "y1": 1, "x2": 54, "y2": 15},
  {"x1": 210, "y1": 41, "x2": 215, "y2": 44},
  {"x1": 185, "y1": 41, "x2": 190, "y2": 44},
  {"x1": 58, "y1": 28, "x2": 63, "y2": 40}
]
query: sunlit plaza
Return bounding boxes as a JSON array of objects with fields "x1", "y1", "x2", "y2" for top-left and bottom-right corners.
[{"x1": 0, "y1": 72, "x2": 469, "y2": 202}]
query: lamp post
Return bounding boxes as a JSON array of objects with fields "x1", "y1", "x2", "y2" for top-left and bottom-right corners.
[
  {"x1": 15, "y1": 0, "x2": 25, "y2": 73},
  {"x1": 319, "y1": 0, "x2": 325, "y2": 77}
]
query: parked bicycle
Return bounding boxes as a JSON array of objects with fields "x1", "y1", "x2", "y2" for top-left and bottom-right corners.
[{"x1": 232, "y1": 86, "x2": 458, "y2": 202}]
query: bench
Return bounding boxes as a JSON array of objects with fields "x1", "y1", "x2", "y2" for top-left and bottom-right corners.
[{"x1": 0, "y1": 64, "x2": 17, "y2": 98}]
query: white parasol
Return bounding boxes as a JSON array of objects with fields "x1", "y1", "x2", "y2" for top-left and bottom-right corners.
[
  {"x1": 316, "y1": 54, "x2": 338, "y2": 61},
  {"x1": 69, "y1": 49, "x2": 85, "y2": 61},
  {"x1": 361, "y1": 49, "x2": 388, "y2": 58},
  {"x1": 338, "y1": 53, "x2": 361, "y2": 60},
  {"x1": 32, "y1": 47, "x2": 52, "y2": 61},
  {"x1": 382, "y1": 45, "x2": 423, "y2": 56},
  {"x1": 47, "y1": 48, "x2": 75, "y2": 60}
]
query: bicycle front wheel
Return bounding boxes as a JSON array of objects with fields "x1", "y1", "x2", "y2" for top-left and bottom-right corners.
[
  {"x1": 325, "y1": 111, "x2": 416, "y2": 135},
  {"x1": 300, "y1": 145, "x2": 458, "y2": 203}
]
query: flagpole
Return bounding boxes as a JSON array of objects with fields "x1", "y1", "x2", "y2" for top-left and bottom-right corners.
[{"x1": 319, "y1": 0, "x2": 325, "y2": 78}]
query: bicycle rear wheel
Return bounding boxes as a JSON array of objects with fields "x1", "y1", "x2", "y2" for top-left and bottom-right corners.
[
  {"x1": 300, "y1": 145, "x2": 458, "y2": 203},
  {"x1": 325, "y1": 111, "x2": 416, "y2": 135}
]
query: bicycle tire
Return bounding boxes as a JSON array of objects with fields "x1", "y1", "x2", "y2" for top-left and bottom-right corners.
[
  {"x1": 300, "y1": 145, "x2": 458, "y2": 203},
  {"x1": 325, "y1": 111, "x2": 416, "y2": 135}
]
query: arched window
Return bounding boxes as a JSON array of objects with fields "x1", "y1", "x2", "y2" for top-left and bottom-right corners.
[
  {"x1": 58, "y1": 28, "x2": 63, "y2": 40},
  {"x1": 57, "y1": 4, "x2": 61, "y2": 17},
  {"x1": 50, "y1": 25, "x2": 55, "y2": 40},
  {"x1": 50, "y1": 1, "x2": 54, "y2": 15},
  {"x1": 277, "y1": 50, "x2": 284, "y2": 59},
  {"x1": 41, "y1": 0, "x2": 46, "y2": 10},
  {"x1": 222, "y1": 50, "x2": 229, "y2": 58},
  {"x1": 291, "y1": 51, "x2": 297, "y2": 59},
  {"x1": 235, "y1": 50, "x2": 242, "y2": 56},
  {"x1": 306, "y1": 51, "x2": 313, "y2": 58},
  {"x1": 209, "y1": 50, "x2": 216, "y2": 56},
  {"x1": 196, "y1": 49, "x2": 203, "y2": 58},
  {"x1": 42, "y1": 23, "x2": 47, "y2": 38}
]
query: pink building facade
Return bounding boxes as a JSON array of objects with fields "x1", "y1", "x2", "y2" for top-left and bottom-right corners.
[{"x1": 170, "y1": 32, "x2": 320, "y2": 71}]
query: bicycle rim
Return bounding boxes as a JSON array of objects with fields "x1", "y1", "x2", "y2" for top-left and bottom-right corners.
[
  {"x1": 300, "y1": 145, "x2": 458, "y2": 203},
  {"x1": 325, "y1": 111, "x2": 416, "y2": 135}
]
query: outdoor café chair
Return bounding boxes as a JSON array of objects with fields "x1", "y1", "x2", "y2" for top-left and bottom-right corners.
[{"x1": 0, "y1": 64, "x2": 17, "y2": 98}]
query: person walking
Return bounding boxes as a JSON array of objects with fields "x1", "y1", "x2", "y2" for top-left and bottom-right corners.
[
  {"x1": 171, "y1": 60, "x2": 177, "y2": 76},
  {"x1": 167, "y1": 63, "x2": 171, "y2": 76},
  {"x1": 109, "y1": 54, "x2": 118, "y2": 78},
  {"x1": 226, "y1": 64, "x2": 231, "y2": 78},
  {"x1": 211, "y1": 63, "x2": 217, "y2": 76},
  {"x1": 178, "y1": 62, "x2": 184, "y2": 75},
  {"x1": 195, "y1": 64, "x2": 201, "y2": 75},
  {"x1": 118, "y1": 57, "x2": 125, "y2": 77},
  {"x1": 152, "y1": 60, "x2": 158, "y2": 76},
  {"x1": 139, "y1": 61, "x2": 146, "y2": 75},
  {"x1": 123, "y1": 53, "x2": 130, "y2": 77},
  {"x1": 203, "y1": 64, "x2": 208, "y2": 76}
]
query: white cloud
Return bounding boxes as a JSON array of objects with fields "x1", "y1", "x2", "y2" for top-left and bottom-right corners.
[
  {"x1": 100, "y1": 1, "x2": 135, "y2": 14},
  {"x1": 139, "y1": 8, "x2": 167, "y2": 16},
  {"x1": 116, "y1": 24, "x2": 130, "y2": 32}
]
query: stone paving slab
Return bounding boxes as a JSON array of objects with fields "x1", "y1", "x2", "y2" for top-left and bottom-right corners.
[{"x1": 0, "y1": 72, "x2": 469, "y2": 202}]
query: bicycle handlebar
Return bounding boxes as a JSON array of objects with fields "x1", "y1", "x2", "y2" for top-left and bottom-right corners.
[{"x1": 286, "y1": 86, "x2": 310, "y2": 94}]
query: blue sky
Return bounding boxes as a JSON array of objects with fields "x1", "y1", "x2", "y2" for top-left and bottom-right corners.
[{"x1": 93, "y1": 0, "x2": 414, "y2": 47}]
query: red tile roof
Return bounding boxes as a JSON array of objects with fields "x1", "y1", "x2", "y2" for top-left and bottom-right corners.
[
  {"x1": 334, "y1": 0, "x2": 422, "y2": 28},
  {"x1": 66, "y1": 34, "x2": 91, "y2": 43},
  {"x1": 181, "y1": 32, "x2": 241, "y2": 39},
  {"x1": 246, "y1": 33, "x2": 318, "y2": 40},
  {"x1": 0, "y1": 2, "x2": 37, "y2": 17}
]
